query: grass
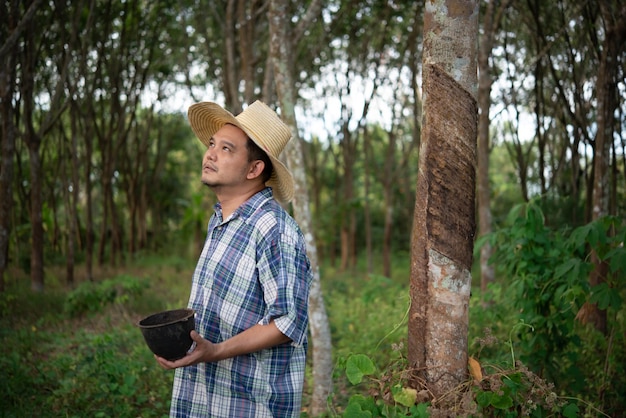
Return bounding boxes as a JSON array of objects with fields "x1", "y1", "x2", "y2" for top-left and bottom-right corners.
[
  {"x1": 0, "y1": 257, "x2": 191, "y2": 417},
  {"x1": 0, "y1": 252, "x2": 411, "y2": 417},
  {"x1": 1, "y1": 251, "x2": 622, "y2": 417}
]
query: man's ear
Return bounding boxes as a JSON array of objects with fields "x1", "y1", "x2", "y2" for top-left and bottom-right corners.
[{"x1": 247, "y1": 160, "x2": 265, "y2": 180}]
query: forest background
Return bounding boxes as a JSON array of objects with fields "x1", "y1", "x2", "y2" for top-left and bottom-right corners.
[{"x1": 1, "y1": 0, "x2": 625, "y2": 417}]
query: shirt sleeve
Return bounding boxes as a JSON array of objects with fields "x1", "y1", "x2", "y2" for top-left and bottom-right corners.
[{"x1": 257, "y1": 228, "x2": 311, "y2": 346}]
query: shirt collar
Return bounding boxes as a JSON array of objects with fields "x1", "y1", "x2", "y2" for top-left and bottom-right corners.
[{"x1": 213, "y1": 187, "x2": 274, "y2": 222}]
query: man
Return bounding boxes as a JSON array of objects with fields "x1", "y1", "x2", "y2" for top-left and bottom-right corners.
[{"x1": 155, "y1": 101, "x2": 312, "y2": 418}]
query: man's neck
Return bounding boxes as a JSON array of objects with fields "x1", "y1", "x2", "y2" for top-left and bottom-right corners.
[{"x1": 216, "y1": 185, "x2": 265, "y2": 219}]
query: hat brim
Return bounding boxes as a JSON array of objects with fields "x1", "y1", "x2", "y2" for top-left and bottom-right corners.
[{"x1": 188, "y1": 102, "x2": 294, "y2": 203}]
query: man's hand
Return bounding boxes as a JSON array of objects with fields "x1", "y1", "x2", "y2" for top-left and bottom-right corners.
[
  {"x1": 155, "y1": 330, "x2": 219, "y2": 369},
  {"x1": 155, "y1": 321, "x2": 291, "y2": 370}
]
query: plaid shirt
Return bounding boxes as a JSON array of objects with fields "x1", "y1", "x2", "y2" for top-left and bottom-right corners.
[{"x1": 170, "y1": 188, "x2": 312, "y2": 418}]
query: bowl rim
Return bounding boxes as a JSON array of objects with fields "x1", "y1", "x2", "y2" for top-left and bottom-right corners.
[{"x1": 137, "y1": 308, "x2": 195, "y2": 329}]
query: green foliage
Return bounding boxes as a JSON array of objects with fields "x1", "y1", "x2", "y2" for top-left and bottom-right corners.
[
  {"x1": 472, "y1": 367, "x2": 579, "y2": 417},
  {"x1": 485, "y1": 202, "x2": 622, "y2": 375},
  {"x1": 3, "y1": 239, "x2": 624, "y2": 417},
  {"x1": 0, "y1": 324, "x2": 172, "y2": 417},
  {"x1": 331, "y1": 203, "x2": 624, "y2": 417},
  {"x1": 480, "y1": 201, "x2": 626, "y2": 415},
  {"x1": 337, "y1": 347, "x2": 584, "y2": 418},
  {"x1": 340, "y1": 352, "x2": 431, "y2": 418},
  {"x1": 47, "y1": 327, "x2": 172, "y2": 417},
  {"x1": 325, "y1": 271, "x2": 409, "y2": 367},
  {"x1": 1, "y1": 267, "x2": 181, "y2": 418},
  {"x1": 64, "y1": 275, "x2": 149, "y2": 317}
]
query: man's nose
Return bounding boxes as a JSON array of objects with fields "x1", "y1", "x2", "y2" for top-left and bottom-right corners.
[{"x1": 204, "y1": 147, "x2": 215, "y2": 162}]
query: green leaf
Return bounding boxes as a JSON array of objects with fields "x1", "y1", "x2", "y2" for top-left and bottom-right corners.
[
  {"x1": 607, "y1": 247, "x2": 626, "y2": 274},
  {"x1": 554, "y1": 259, "x2": 578, "y2": 280},
  {"x1": 344, "y1": 395, "x2": 375, "y2": 418},
  {"x1": 476, "y1": 391, "x2": 493, "y2": 408},
  {"x1": 410, "y1": 402, "x2": 430, "y2": 418},
  {"x1": 392, "y1": 385, "x2": 417, "y2": 407},
  {"x1": 532, "y1": 246, "x2": 545, "y2": 257},
  {"x1": 490, "y1": 393, "x2": 514, "y2": 410},
  {"x1": 502, "y1": 372, "x2": 523, "y2": 395},
  {"x1": 590, "y1": 283, "x2": 622, "y2": 310},
  {"x1": 346, "y1": 354, "x2": 376, "y2": 385},
  {"x1": 569, "y1": 222, "x2": 595, "y2": 249},
  {"x1": 561, "y1": 402, "x2": 579, "y2": 418},
  {"x1": 343, "y1": 403, "x2": 373, "y2": 418}
]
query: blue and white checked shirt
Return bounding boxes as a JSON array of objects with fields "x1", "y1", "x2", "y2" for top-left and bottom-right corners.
[{"x1": 170, "y1": 188, "x2": 312, "y2": 417}]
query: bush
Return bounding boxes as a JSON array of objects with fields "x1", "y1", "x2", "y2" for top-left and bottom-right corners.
[
  {"x1": 47, "y1": 326, "x2": 173, "y2": 417},
  {"x1": 0, "y1": 272, "x2": 172, "y2": 417},
  {"x1": 482, "y1": 201, "x2": 626, "y2": 415},
  {"x1": 64, "y1": 275, "x2": 149, "y2": 317}
]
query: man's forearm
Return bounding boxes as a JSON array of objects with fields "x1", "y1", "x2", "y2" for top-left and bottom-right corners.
[{"x1": 211, "y1": 320, "x2": 291, "y2": 362}]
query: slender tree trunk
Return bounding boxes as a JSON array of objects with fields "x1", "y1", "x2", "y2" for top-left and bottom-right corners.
[
  {"x1": 98, "y1": 174, "x2": 111, "y2": 266},
  {"x1": 26, "y1": 142, "x2": 45, "y2": 292},
  {"x1": 62, "y1": 135, "x2": 75, "y2": 288},
  {"x1": 382, "y1": 129, "x2": 397, "y2": 279},
  {"x1": 363, "y1": 127, "x2": 373, "y2": 273},
  {"x1": 0, "y1": 53, "x2": 17, "y2": 291},
  {"x1": 477, "y1": 0, "x2": 510, "y2": 295},
  {"x1": 268, "y1": 1, "x2": 332, "y2": 415},
  {"x1": 330, "y1": 163, "x2": 340, "y2": 268},
  {"x1": 223, "y1": 0, "x2": 241, "y2": 112},
  {"x1": 339, "y1": 121, "x2": 356, "y2": 271},
  {"x1": 578, "y1": 1, "x2": 626, "y2": 334},
  {"x1": 0, "y1": 0, "x2": 22, "y2": 291},
  {"x1": 22, "y1": 11, "x2": 45, "y2": 292},
  {"x1": 408, "y1": 0, "x2": 478, "y2": 397},
  {"x1": 84, "y1": 120, "x2": 94, "y2": 281}
]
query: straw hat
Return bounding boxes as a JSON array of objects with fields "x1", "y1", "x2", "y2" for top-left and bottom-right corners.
[{"x1": 188, "y1": 101, "x2": 294, "y2": 203}]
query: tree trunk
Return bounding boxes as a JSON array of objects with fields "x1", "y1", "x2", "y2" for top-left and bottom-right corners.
[
  {"x1": 363, "y1": 127, "x2": 374, "y2": 273},
  {"x1": 22, "y1": 8, "x2": 45, "y2": 292},
  {"x1": 268, "y1": 1, "x2": 332, "y2": 415},
  {"x1": 0, "y1": 0, "x2": 25, "y2": 291},
  {"x1": 339, "y1": 120, "x2": 356, "y2": 271},
  {"x1": 382, "y1": 129, "x2": 397, "y2": 279},
  {"x1": 579, "y1": 1, "x2": 626, "y2": 334},
  {"x1": 223, "y1": 0, "x2": 241, "y2": 112},
  {"x1": 0, "y1": 51, "x2": 17, "y2": 291},
  {"x1": 27, "y1": 142, "x2": 45, "y2": 292},
  {"x1": 477, "y1": 0, "x2": 510, "y2": 295},
  {"x1": 408, "y1": 0, "x2": 478, "y2": 397},
  {"x1": 62, "y1": 143, "x2": 75, "y2": 288},
  {"x1": 84, "y1": 119, "x2": 94, "y2": 281}
]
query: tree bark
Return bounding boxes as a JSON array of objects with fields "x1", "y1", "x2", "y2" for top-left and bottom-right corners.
[
  {"x1": 0, "y1": 0, "x2": 30, "y2": 291},
  {"x1": 579, "y1": 0, "x2": 626, "y2": 334},
  {"x1": 224, "y1": 0, "x2": 241, "y2": 112},
  {"x1": 0, "y1": 40, "x2": 17, "y2": 293},
  {"x1": 477, "y1": 0, "x2": 511, "y2": 295},
  {"x1": 382, "y1": 128, "x2": 396, "y2": 279},
  {"x1": 363, "y1": 127, "x2": 373, "y2": 273},
  {"x1": 408, "y1": 0, "x2": 478, "y2": 397},
  {"x1": 268, "y1": 1, "x2": 333, "y2": 415}
]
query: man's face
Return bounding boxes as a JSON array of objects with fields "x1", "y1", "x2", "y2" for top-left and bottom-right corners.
[{"x1": 201, "y1": 124, "x2": 252, "y2": 190}]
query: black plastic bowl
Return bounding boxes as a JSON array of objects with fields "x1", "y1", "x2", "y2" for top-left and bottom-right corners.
[{"x1": 138, "y1": 308, "x2": 196, "y2": 361}]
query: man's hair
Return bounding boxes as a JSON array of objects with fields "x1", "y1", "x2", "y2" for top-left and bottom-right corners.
[{"x1": 246, "y1": 138, "x2": 274, "y2": 183}]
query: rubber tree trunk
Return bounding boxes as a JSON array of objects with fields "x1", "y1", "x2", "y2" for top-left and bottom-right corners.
[{"x1": 408, "y1": 0, "x2": 479, "y2": 397}]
